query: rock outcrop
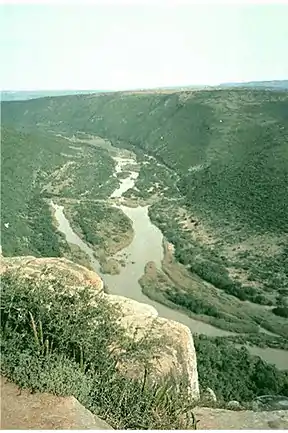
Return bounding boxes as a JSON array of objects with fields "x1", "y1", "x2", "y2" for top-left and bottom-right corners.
[
  {"x1": 0, "y1": 376, "x2": 113, "y2": 430},
  {"x1": 0, "y1": 255, "x2": 199, "y2": 398},
  {"x1": 0, "y1": 256, "x2": 104, "y2": 294},
  {"x1": 202, "y1": 387, "x2": 217, "y2": 403},
  {"x1": 2, "y1": 375, "x2": 288, "y2": 430}
]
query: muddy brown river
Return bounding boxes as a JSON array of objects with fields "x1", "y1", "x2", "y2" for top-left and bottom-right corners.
[{"x1": 51, "y1": 154, "x2": 288, "y2": 370}]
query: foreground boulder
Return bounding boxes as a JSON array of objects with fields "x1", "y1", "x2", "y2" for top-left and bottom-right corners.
[
  {"x1": 0, "y1": 255, "x2": 199, "y2": 398},
  {"x1": 0, "y1": 256, "x2": 104, "y2": 294},
  {"x1": 0, "y1": 376, "x2": 112, "y2": 430},
  {"x1": 2, "y1": 375, "x2": 288, "y2": 430}
]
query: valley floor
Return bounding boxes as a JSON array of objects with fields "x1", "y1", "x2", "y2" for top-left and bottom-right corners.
[{"x1": 43, "y1": 133, "x2": 288, "y2": 368}]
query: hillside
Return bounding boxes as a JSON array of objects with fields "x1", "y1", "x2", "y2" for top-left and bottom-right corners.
[
  {"x1": 2, "y1": 89, "x2": 288, "y2": 225},
  {"x1": 1, "y1": 88, "x2": 288, "y2": 411},
  {"x1": 3, "y1": 89, "x2": 288, "y2": 229},
  {"x1": 2, "y1": 88, "x2": 288, "y2": 308},
  {"x1": 2, "y1": 89, "x2": 288, "y2": 300},
  {"x1": 0, "y1": 127, "x2": 118, "y2": 258}
]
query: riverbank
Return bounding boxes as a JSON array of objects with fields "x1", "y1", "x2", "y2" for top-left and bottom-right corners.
[
  {"x1": 139, "y1": 242, "x2": 288, "y2": 357},
  {"x1": 50, "y1": 157, "x2": 236, "y2": 336},
  {"x1": 139, "y1": 239, "x2": 286, "y2": 336},
  {"x1": 49, "y1": 144, "x2": 288, "y2": 370}
]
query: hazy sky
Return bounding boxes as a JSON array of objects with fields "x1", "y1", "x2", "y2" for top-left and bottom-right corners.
[{"x1": 1, "y1": 3, "x2": 287, "y2": 90}]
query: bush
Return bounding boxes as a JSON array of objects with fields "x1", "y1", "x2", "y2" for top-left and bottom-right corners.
[
  {"x1": 194, "y1": 335, "x2": 288, "y2": 403},
  {"x1": 1, "y1": 271, "x2": 197, "y2": 429},
  {"x1": 166, "y1": 289, "x2": 221, "y2": 318},
  {"x1": 272, "y1": 306, "x2": 288, "y2": 318}
]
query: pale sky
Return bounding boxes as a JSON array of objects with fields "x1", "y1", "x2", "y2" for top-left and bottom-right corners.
[{"x1": 1, "y1": 2, "x2": 288, "y2": 90}]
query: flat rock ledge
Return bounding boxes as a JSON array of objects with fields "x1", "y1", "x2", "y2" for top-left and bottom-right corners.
[
  {"x1": 2, "y1": 376, "x2": 288, "y2": 430},
  {"x1": 0, "y1": 376, "x2": 112, "y2": 430}
]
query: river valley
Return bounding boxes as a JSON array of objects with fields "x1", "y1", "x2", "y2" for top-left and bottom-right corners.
[{"x1": 51, "y1": 147, "x2": 288, "y2": 370}]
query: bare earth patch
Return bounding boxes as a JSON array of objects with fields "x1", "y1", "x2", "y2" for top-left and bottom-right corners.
[{"x1": 176, "y1": 207, "x2": 218, "y2": 247}]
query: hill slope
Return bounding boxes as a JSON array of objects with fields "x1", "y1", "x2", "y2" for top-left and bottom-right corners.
[
  {"x1": 1, "y1": 88, "x2": 288, "y2": 317},
  {"x1": 2, "y1": 89, "x2": 288, "y2": 233},
  {"x1": 0, "y1": 126, "x2": 117, "y2": 258}
]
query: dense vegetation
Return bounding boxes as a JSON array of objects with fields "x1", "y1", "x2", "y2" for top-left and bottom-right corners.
[
  {"x1": 3, "y1": 89, "x2": 288, "y2": 238},
  {"x1": 0, "y1": 126, "x2": 118, "y2": 257},
  {"x1": 1, "y1": 272, "x2": 197, "y2": 429},
  {"x1": 63, "y1": 201, "x2": 133, "y2": 258},
  {"x1": 194, "y1": 335, "x2": 288, "y2": 402},
  {"x1": 139, "y1": 258, "x2": 288, "y2": 339},
  {"x1": 147, "y1": 189, "x2": 288, "y2": 315},
  {"x1": 1, "y1": 127, "x2": 68, "y2": 256}
]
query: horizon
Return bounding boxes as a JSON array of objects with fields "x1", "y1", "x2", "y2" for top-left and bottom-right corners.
[
  {"x1": 1, "y1": 3, "x2": 288, "y2": 91},
  {"x1": 2, "y1": 77, "x2": 288, "y2": 94}
]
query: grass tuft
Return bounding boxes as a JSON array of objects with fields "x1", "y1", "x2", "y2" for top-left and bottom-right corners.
[{"x1": 1, "y1": 270, "x2": 198, "y2": 429}]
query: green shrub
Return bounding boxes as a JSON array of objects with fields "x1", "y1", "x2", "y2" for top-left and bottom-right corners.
[
  {"x1": 1, "y1": 271, "x2": 197, "y2": 429},
  {"x1": 165, "y1": 289, "x2": 221, "y2": 318},
  {"x1": 194, "y1": 335, "x2": 288, "y2": 403},
  {"x1": 272, "y1": 307, "x2": 288, "y2": 318}
]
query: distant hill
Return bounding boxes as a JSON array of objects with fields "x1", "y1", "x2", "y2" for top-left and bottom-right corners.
[
  {"x1": 1, "y1": 81, "x2": 287, "y2": 102},
  {"x1": 0, "y1": 86, "x2": 214, "y2": 101},
  {"x1": 0, "y1": 90, "x2": 106, "y2": 102},
  {"x1": 218, "y1": 80, "x2": 288, "y2": 90}
]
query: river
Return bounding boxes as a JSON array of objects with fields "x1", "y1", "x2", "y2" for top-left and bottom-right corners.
[{"x1": 51, "y1": 154, "x2": 288, "y2": 369}]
